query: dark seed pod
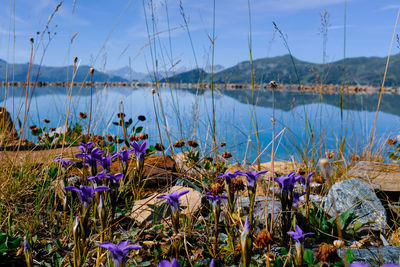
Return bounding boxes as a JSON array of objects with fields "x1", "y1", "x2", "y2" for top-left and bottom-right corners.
[
  {"x1": 173, "y1": 140, "x2": 185, "y2": 148},
  {"x1": 155, "y1": 143, "x2": 165, "y2": 151},
  {"x1": 188, "y1": 140, "x2": 198, "y2": 148}
]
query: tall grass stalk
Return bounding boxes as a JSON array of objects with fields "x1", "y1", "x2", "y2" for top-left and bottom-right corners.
[
  {"x1": 247, "y1": 0, "x2": 261, "y2": 170},
  {"x1": 210, "y1": 0, "x2": 218, "y2": 161},
  {"x1": 367, "y1": 8, "x2": 400, "y2": 160},
  {"x1": 59, "y1": 57, "x2": 79, "y2": 174},
  {"x1": 19, "y1": 38, "x2": 34, "y2": 147}
]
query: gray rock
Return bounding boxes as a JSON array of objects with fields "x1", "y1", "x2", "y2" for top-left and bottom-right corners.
[
  {"x1": 350, "y1": 246, "x2": 400, "y2": 266},
  {"x1": 323, "y1": 178, "x2": 387, "y2": 231},
  {"x1": 236, "y1": 196, "x2": 282, "y2": 227}
]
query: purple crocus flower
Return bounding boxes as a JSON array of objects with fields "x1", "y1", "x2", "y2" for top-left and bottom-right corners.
[
  {"x1": 293, "y1": 192, "x2": 306, "y2": 207},
  {"x1": 64, "y1": 185, "x2": 109, "y2": 208},
  {"x1": 237, "y1": 170, "x2": 268, "y2": 188},
  {"x1": 99, "y1": 240, "x2": 141, "y2": 267},
  {"x1": 218, "y1": 170, "x2": 241, "y2": 184},
  {"x1": 157, "y1": 190, "x2": 189, "y2": 212},
  {"x1": 88, "y1": 171, "x2": 107, "y2": 184},
  {"x1": 76, "y1": 142, "x2": 94, "y2": 155},
  {"x1": 297, "y1": 172, "x2": 314, "y2": 189},
  {"x1": 99, "y1": 153, "x2": 117, "y2": 173},
  {"x1": 287, "y1": 225, "x2": 314, "y2": 245},
  {"x1": 158, "y1": 258, "x2": 181, "y2": 267},
  {"x1": 349, "y1": 263, "x2": 369, "y2": 267},
  {"x1": 273, "y1": 172, "x2": 299, "y2": 193},
  {"x1": 55, "y1": 158, "x2": 75, "y2": 169},
  {"x1": 381, "y1": 265, "x2": 400, "y2": 267},
  {"x1": 130, "y1": 141, "x2": 147, "y2": 161},
  {"x1": 106, "y1": 173, "x2": 124, "y2": 188},
  {"x1": 205, "y1": 192, "x2": 227, "y2": 207},
  {"x1": 76, "y1": 143, "x2": 104, "y2": 169},
  {"x1": 209, "y1": 259, "x2": 216, "y2": 267},
  {"x1": 118, "y1": 149, "x2": 132, "y2": 165}
]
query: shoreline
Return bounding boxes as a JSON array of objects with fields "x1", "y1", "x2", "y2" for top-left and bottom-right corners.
[{"x1": 0, "y1": 81, "x2": 399, "y2": 94}]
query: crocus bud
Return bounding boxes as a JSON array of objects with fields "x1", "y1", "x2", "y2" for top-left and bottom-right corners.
[
  {"x1": 98, "y1": 195, "x2": 106, "y2": 226},
  {"x1": 24, "y1": 237, "x2": 33, "y2": 267},
  {"x1": 333, "y1": 239, "x2": 345, "y2": 249},
  {"x1": 319, "y1": 158, "x2": 331, "y2": 179},
  {"x1": 73, "y1": 216, "x2": 80, "y2": 240}
]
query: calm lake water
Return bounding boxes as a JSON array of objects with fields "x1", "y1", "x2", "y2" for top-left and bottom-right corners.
[{"x1": 1, "y1": 86, "x2": 399, "y2": 162}]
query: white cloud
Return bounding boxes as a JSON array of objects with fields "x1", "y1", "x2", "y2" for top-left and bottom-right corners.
[
  {"x1": 380, "y1": 4, "x2": 400, "y2": 11},
  {"x1": 254, "y1": 0, "x2": 348, "y2": 11}
]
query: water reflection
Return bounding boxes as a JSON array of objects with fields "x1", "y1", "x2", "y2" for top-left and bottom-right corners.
[{"x1": 0, "y1": 86, "x2": 398, "y2": 162}]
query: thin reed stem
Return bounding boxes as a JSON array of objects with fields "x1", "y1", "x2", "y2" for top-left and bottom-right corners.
[{"x1": 367, "y1": 8, "x2": 400, "y2": 160}]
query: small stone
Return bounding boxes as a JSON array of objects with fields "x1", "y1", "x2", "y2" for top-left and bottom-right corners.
[{"x1": 323, "y1": 178, "x2": 387, "y2": 231}]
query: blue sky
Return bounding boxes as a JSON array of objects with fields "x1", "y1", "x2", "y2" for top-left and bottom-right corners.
[{"x1": 0, "y1": 0, "x2": 399, "y2": 73}]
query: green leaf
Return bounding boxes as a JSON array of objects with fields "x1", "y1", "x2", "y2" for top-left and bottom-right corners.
[
  {"x1": 304, "y1": 249, "x2": 314, "y2": 265},
  {"x1": 135, "y1": 126, "x2": 143, "y2": 133},
  {"x1": 140, "y1": 261, "x2": 151, "y2": 266},
  {"x1": 345, "y1": 249, "x2": 354, "y2": 263}
]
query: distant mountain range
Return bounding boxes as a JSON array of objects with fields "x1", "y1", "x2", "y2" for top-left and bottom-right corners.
[
  {"x1": 0, "y1": 59, "x2": 126, "y2": 82},
  {"x1": 2, "y1": 54, "x2": 400, "y2": 86},
  {"x1": 107, "y1": 64, "x2": 225, "y2": 82},
  {"x1": 162, "y1": 54, "x2": 400, "y2": 86}
]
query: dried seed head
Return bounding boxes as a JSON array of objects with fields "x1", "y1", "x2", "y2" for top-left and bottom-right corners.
[
  {"x1": 230, "y1": 178, "x2": 245, "y2": 192},
  {"x1": 117, "y1": 112, "x2": 125, "y2": 118},
  {"x1": 173, "y1": 140, "x2": 185, "y2": 148},
  {"x1": 11, "y1": 130, "x2": 18, "y2": 138},
  {"x1": 255, "y1": 229, "x2": 275, "y2": 249},
  {"x1": 129, "y1": 135, "x2": 139, "y2": 142},
  {"x1": 387, "y1": 139, "x2": 397, "y2": 145},
  {"x1": 95, "y1": 135, "x2": 104, "y2": 142},
  {"x1": 44, "y1": 119, "x2": 50, "y2": 123},
  {"x1": 269, "y1": 80, "x2": 277, "y2": 89},
  {"x1": 74, "y1": 56, "x2": 78, "y2": 63},
  {"x1": 89, "y1": 67, "x2": 95, "y2": 75},
  {"x1": 209, "y1": 183, "x2": 225, "y2": 195},
  {"x1": 155, "y1": 143, "x2": 165, "y2": 151},
  {"x1": 188, "y1": 140, "x2": 198, "y2": 148},
  {"x1": 151, "y1": 89, "x2": 156, "y2": 94},
  {"x1": 314, "y1": 243, "x2": 339, "y2": 263},
  {"x1": 325, "y1": 151, "x2": 335, "y2": 159},
  {"x1": 30, "y1": 37, "x2": 34, "y2": 44},
  {"x1": 31, "y1": 128, "x2": 39, "y2": 134},
  {"x1": 205, "y1": 157, "x2": 213, "y2": 162},
  {"x1": 49, "y1": 127, "x2": 56, "y2": 132},
  {"x1": 350, "y1": 154, "x2": 360, "y2": 162},
  {"x1": 116, "y1": 138, "x2": 124, "y2": 144},
  {"x1": 222, "y1": 152, "x2": 232, "y2": 159},
  {"x1": 106, "y1": 134, "x2": 113, "y2": 142},
  {"x1": 29, "y1": 125, "x2": 37, "y2": 130},
  {"x1": 138, "y1": 115, "x2": 146, "y2": 121},
  {"x1": 220, "y1": 142, "x2": 226, "y2": 147},
  {"x1": 139, "y1": 133, "x2": 148, "y2": 140},
  {"x1": 79, "y1": 112, "x2": 87, "y2": 119}
]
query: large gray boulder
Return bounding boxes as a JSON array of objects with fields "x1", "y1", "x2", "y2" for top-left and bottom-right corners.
[
  {"x1": 323, "y1": 178, "x2": 387, "y2": 231},
  {"x1": 350, "y1": 246, "x2": 400, "y2": 266}
]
